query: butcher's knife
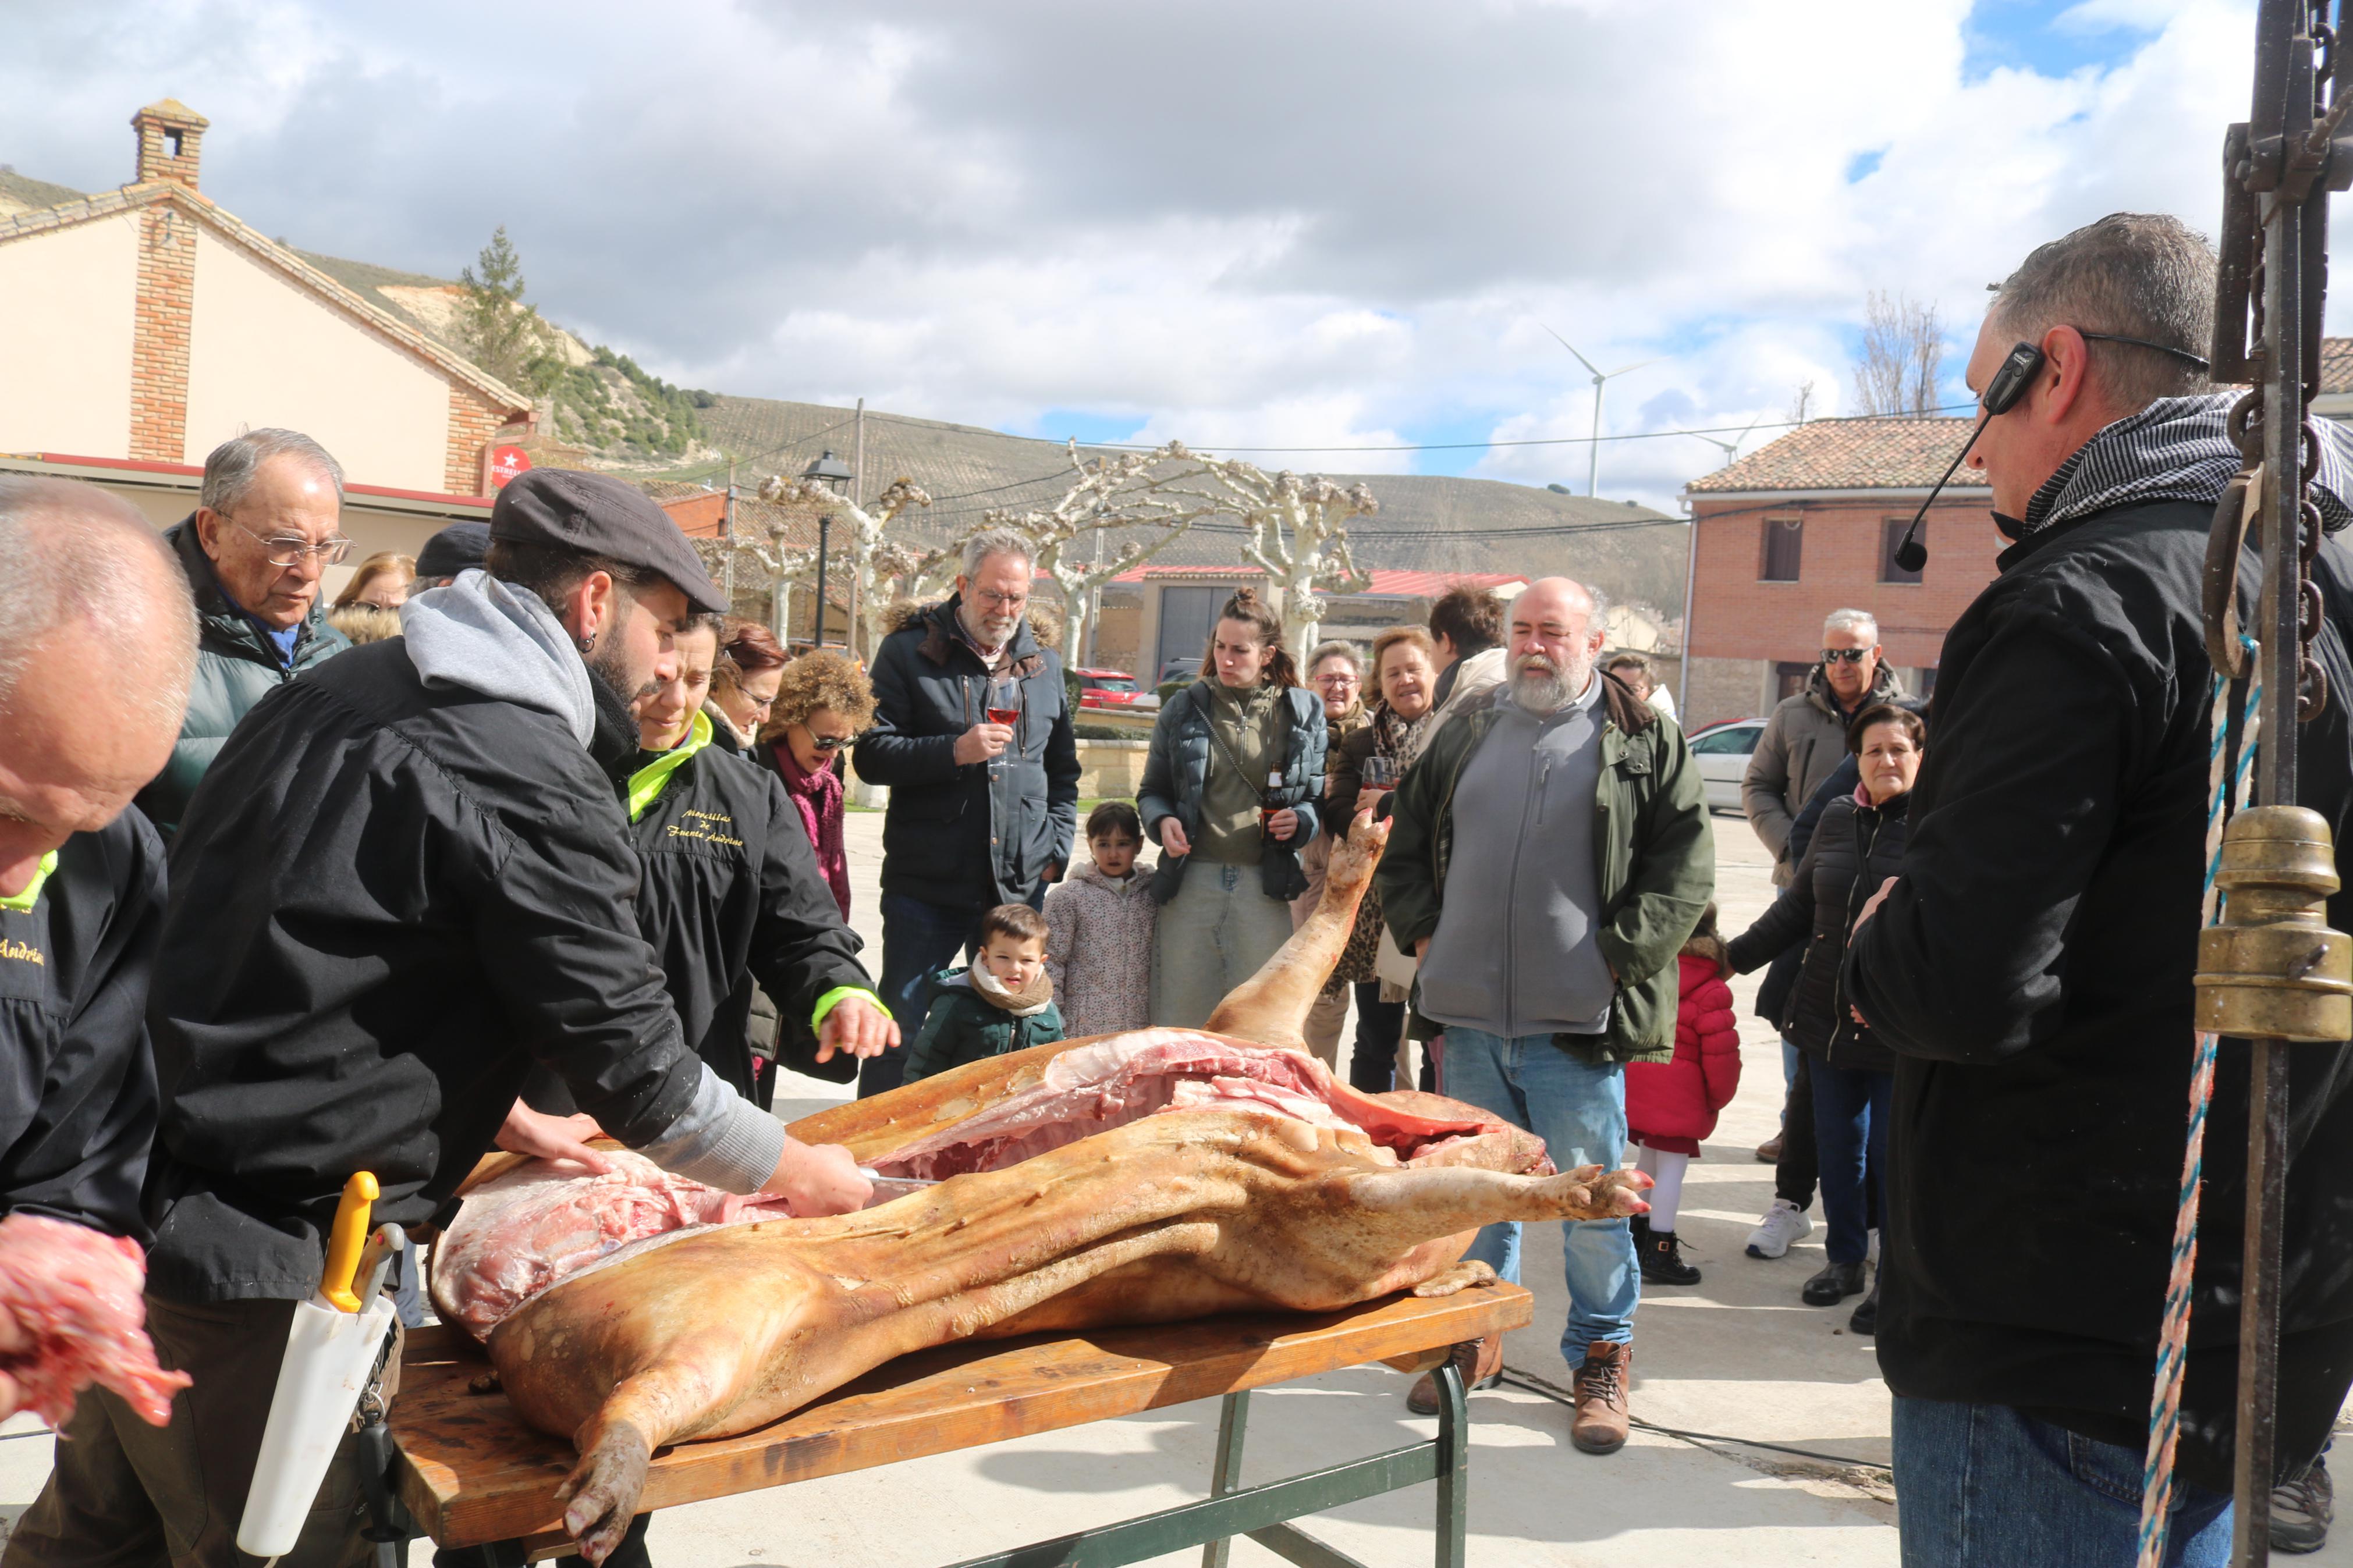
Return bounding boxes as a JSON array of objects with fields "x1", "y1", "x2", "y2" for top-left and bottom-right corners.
[{"x1": 858, "y1": 1168, "x2": 939, "y2": 1207}]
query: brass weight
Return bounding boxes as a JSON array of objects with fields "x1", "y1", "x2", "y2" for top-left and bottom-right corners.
[{"x1": 2194, "y1": 805, "x2": 2353, "y2": 1042}]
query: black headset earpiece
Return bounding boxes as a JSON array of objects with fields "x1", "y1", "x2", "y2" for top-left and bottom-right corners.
[{"x1": 1889, "y1": 340, "x2": 2046, "y2": 572}]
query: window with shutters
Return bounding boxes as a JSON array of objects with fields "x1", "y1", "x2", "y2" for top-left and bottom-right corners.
[{"x1": 1760, "y1": 516, "x2": 1804, "y2": 581}]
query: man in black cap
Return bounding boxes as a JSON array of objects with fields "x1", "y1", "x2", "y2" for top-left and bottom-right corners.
[
  {"x1": 412, "y1": 517, "x2": 491, "y2": 588},
  {"x1": 9, "y1": 470, "x2": 896, "y2": 1568}
]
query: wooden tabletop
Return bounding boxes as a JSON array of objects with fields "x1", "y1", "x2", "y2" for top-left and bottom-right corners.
[{"x1": 391, "y1": 1283, "x2": 1534, "y2": 1551}]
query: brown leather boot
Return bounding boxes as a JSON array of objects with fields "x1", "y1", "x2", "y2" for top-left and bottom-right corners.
[
  {"x1": 1570, "y1": 1341, "x2": 1631, "y2": 1454},
  {"x1": 1405, "y1": 1332, "x2": 1502, "y2": 1415}
]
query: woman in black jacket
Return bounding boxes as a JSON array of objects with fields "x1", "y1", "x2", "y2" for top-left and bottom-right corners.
[{"x1": 1729, "y1": 703, "x2": 1923, "y2": 1331}]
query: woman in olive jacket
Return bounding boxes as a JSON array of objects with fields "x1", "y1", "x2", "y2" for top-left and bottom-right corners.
[{"x1": 1728, "y1": 703, "x2": 1924, "y2": 1332}]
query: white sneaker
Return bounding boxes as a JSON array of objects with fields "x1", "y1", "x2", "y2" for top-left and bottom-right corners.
[{"x1": 1745, "y1": 1199, "x2": 1813, "y2": 1259}]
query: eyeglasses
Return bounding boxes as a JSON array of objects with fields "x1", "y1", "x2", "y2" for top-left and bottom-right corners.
[
  {"x1": 1312, "y1": 673, "x2": 1359, "y2": 688},
  {"x1": 801, "y1": 731, "x2": 850, "y2": 752},
  {"x1": 233, "y1": 518, "x2": 354, "y2": 567},
  {"x1": 972, "y1": 589, "x2": 1028, "y2": 610},
  {"x1": 1820, "y1": 648, "x2": 1873, "y2": 664},
  {"x1": 737, "y1": 691, "x2": 778, "y2": 714}
]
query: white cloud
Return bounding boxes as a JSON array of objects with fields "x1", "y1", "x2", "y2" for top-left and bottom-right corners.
[{"x1": 0, "y1": 0, "x2": 2307, "y2": 512}]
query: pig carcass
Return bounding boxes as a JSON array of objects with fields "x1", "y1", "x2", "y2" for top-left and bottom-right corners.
[{"x1": 430, "y1": 813, "x2": 1648, "y2": 1560}]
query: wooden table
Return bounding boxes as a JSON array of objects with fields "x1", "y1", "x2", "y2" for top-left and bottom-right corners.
[{"x1": 391, "y1": 1283, "x2": 1532, "y2": 1567}]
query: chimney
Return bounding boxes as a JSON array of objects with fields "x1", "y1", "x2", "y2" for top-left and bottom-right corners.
[{"x1": 130, "y1": 99, "x2": 208, "y2": 189}]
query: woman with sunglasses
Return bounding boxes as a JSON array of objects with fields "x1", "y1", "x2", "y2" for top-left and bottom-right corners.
[
  {"x1": 707, "y1": 617, "x2": 790, "y2": 751},
  {"x1": 758, "y1": 648, "x2": 877, "y2": 922}
]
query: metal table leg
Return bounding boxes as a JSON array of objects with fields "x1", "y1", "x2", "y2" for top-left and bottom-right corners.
[{"x1": 1201, "y1": 1391, "x2": 1251, "y2": 1568}]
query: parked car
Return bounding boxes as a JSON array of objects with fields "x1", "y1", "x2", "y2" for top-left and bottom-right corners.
[
  {"x1": 1074, "y1": 667, "x2": 1158, "y2": 710},
  {"x1": 1158, "y1": 656, "x2": 1202, "y2": 687},
  {"x1": 1687, "y1": 717, "x2": 1765, "y2": 812}
]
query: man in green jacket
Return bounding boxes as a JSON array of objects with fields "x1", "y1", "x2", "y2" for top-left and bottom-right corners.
[
  {"x1": 132, "y1": 429, "x2": 351, "y2": 837},
  {"x1": 1378, "y1": 576, "x2": 1712, "y2": 1452}
]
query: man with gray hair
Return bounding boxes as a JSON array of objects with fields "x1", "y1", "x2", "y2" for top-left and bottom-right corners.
[
  {"x1": 1378, "y1": 576, "x2": 1712, "y2": 1452},
  {"x1": 854, "y1": 527, "x2": 1080, "y2": 1095},
  {"x1": 1843, "y1": 211, "x2": 2353, "y2": 1560},
  {"x1": 0, "y1": 478, "x2": 194, "y2": 1439},
  {"x1": 1741, "y1": 607, "x2": 1903, "y2": 886},
  {"x1": 132, "y1": 428, "x2": 352, "y2": 838}
]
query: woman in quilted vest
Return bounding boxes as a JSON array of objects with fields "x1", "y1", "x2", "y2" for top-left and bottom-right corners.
[{"x1": 1625, "y1": 904, "x2": 1741, "y2": 1286}]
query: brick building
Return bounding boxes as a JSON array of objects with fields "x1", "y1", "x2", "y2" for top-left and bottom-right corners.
[
  {"x1": 1679, "y1": 416, "x2": 1998, "y2": 730},
  {"x1": 0, "y1": 101, "x2": 533, "y2": 537}
]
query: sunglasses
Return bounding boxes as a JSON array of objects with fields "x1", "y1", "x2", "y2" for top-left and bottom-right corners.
[
  {"x1": 804, "y1": 732, "x2": 850, "y2": 752},
  {"x1": 1820, "y1": 648, "x2": 1873, "y2": 664}
]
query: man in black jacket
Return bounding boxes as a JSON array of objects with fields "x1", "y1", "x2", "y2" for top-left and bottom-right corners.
[
  {"x1": 15, "y1": 470, "x2": 889, "y2": 1568},
  {"x1": 853, "y1": 528, "x2": 1080, "y2": 1096},
  {"x1": 1844, "y1": 213, "x2": 2353, "y2": 1564}
]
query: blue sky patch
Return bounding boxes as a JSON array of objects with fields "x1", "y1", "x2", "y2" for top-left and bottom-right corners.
[{"x1": 1963, "y1": 0, "x2": 2159, "y2": 81}]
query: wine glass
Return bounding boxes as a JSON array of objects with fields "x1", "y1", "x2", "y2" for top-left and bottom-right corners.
[{"x1": 986, "y1": 677, "x2": 1020, "y2": 773}]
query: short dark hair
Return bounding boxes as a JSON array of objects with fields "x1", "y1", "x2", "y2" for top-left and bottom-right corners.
[
  {"x1": 1847, "y1": 702, "x2": 1925, "y2": 755},
  {"x1": 1428, "y1": 586, "x2": 1502, "y2": 655},
  {"x1": 1603, "y1": 652, "x2": 1651, "y2": 677},
  {"x1": 980, "y1": 902, "x2": 1050, "y2": 947},
  {"x1": 484, "y1": 539, "x2": 665, "y2": 609},
  {"x1": 1086, "y1": 801, "x2": 1143, "y2": 841}
]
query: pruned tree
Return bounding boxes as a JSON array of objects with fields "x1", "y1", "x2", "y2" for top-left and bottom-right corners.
[
  {"x1": 1190, "y1": 460, "x2": 1379, "y2": 648},
  {"x1": 979, "y1": 440, "x2": 1224, "y2": 663},
  {"x1": 718, "y1": 474, "x2": 934, "y2": 652},
  {"x1": 1852, "y1": 290, "x2": 1944, "y2": 416},
  {"x1": 1787, "y1": 378, "x2": 1818, "y2": 424}
]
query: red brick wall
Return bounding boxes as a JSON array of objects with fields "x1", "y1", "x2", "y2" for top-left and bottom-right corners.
[
  {"x1": 1687, "y1": 496, "x2": 2003, "y2": 671},
  {"x1": 129, "y1": 204, "x2": 196, "y2": 464},
  {"x1": 446, "y1": 383, "x2": 513, "y2": 497}
]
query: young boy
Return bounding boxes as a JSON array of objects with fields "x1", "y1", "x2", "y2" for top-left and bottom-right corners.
[
  {"x1": 903, "y1": 902, "x2": 1066, "y2": 1082},
  {"x1": 1044, "y1": 801, "x2": 1157, "y2": 1037}
]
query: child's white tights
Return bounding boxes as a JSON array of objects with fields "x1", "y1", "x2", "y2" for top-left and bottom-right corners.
[{"x1": 1634, "y1": 1145, "x2": 1689, "y2": 1233}]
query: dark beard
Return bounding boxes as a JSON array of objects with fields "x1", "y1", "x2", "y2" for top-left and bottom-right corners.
[{"x1": 583, "y1": 652, "x2": 645, "y2": 777}]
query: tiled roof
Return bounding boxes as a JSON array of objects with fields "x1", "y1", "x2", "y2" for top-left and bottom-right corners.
[
  {"x1": 1110, "y1": 564, "x2": 1526, "y2": 597},
  {"x1": 644, "y1": 481, "x2": 822, "y2": 551},
  {"x1": 0, "y1": 169, "x2": 84, "y2": 218},
  {"x1": 1685, "y1": 416, "x2": 1990, "y2": 494},
  {"x1": 2322, "y1": 337, "x2": 2353, "y2": 395}
]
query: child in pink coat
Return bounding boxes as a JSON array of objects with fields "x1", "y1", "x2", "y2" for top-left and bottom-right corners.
[{"x1": 1625, "y1": 905, "x2": 1742, "y2": 1285}]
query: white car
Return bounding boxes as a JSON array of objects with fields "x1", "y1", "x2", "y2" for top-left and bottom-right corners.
[{"x1": 1687, "y1": 717, "x2": 1766, "y2": 812}]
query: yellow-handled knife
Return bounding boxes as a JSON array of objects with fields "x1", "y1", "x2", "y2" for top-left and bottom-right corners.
[{"x1": 318, "y1": 1172, "x2": 378, "y2": 1313}]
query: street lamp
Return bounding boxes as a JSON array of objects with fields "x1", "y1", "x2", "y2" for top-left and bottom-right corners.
[{"x1": 802, "y1": 449, "x2": 853, "y2": 647}]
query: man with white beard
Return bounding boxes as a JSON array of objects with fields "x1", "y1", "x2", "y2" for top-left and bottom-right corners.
[{"x1": 1376, "y1": 576, "x2": 1713, "y2": 1453}]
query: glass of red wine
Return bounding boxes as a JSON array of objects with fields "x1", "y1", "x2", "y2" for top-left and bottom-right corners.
[{"x1": 986, "y1": 677, "x2": 1020, "y2": 771}]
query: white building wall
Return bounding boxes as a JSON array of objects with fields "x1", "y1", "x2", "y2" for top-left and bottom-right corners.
[
  {"x1": 183, "y1": 229, "x2": 448, "y2": 491},
  {"x1": 0, "y1": 216, "x2": 139, "y2": 458}
]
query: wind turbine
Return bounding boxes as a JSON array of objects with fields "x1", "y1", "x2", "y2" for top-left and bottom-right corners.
[
  {"x1": 1690, "y1": 415, "x2": 1763, "y2": 467},
  {"x1": 1543, "y1": 325, "x2": 1658, "y2": 497}
]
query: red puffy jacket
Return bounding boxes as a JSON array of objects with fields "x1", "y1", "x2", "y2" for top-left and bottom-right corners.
[{"x1": 1624, "y1": 953, "x2": 1742, "y2": 1143}]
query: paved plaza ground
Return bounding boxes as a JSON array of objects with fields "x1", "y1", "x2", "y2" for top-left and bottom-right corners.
[{"x1": 1, "y1": 806, "x2": 2343, "y2": 1565}]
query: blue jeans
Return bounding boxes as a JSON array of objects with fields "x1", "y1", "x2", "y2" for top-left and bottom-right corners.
[
  {"x1": 869, "y1": 894, "x2": 989, "y2": 1098},
  {"x1": 1439, "y1": 1027, "x2": 1637, "y2": 1363},
  {"x1": 1892, "y1": 1396, "x2": 2231, "y2": 1567},
  {"x1": 1812, "y1": 1059, "x2": 1890, "y2": 1265}
]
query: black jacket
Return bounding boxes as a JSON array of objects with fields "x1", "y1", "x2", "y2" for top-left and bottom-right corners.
[
  {"x1": 0, "y1": 816, "x2": 167, "y2": 1243},
  {"x1": 854, "y1": 599, "x2": 1080, "y2": 908},
  {"x1": 615, "y1": 715, "x2": 875, "y2": 1105},
  {"x1": 1729, "y1": 789, "x2": 1908, "y2": 1073},
  {"x1": 1843, "y1": 497, "x2": 2353, "y2": 1491},
  {"x1": 134, "y1": 518, "x2": 347, "y2": 838},
  {"x1": 144, "y1": 639, "x2": 712, "y2": 1306}
]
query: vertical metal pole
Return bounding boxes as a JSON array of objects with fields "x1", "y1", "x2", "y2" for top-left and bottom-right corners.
[
  {"x1": 1587, "y1": 376, "x2": 1603, "y2": 497},
  {"x1": 1200, "y1": 1391, "x2": 1249, "y2": 1568},
  {"x1": 722, "y1": 462, "x2": 737, "y2": 606},
  {"x1": 2233, "y1": 11, "x2": 2312, "y2": 1558},
  {"x1": 850, "y1": 399, "x2": 865, "y2": 660},
  {"x1": 814, "y1": 514, "x2": 832, "y2": 649},
  {"x1": 1432, "y1": 1359, "x2": 1470, "y2": 1568}
]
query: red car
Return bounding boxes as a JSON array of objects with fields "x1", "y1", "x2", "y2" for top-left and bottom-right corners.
[{"x1": 1074, "y1": 667, "x2": 1156, "y2": 710}]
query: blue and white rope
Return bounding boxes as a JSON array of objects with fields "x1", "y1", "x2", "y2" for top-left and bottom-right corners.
[{"x1": 2135, "y1": 638, "x2": 2262, "y2": 1568}]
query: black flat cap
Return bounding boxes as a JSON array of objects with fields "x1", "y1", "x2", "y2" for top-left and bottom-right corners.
[
  {"x1": 489, "y1": 468, "x2": 726, "y2": 614},
  {"x1": 414, "y1": 520, "x2": 491, "y2": 580}
]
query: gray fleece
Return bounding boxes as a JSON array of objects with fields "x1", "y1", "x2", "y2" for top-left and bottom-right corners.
[
  {"x1": 405, "y1": 570, "x2": 788, "y2": 1194},
  {"x1": 1417, "y1": 678, "x2": 1615, "y2": 1039},
  {"x1": 402, "y1": 569, "x2": 595, "y2": 748}
]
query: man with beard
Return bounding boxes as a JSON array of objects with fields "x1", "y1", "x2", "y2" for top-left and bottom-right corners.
[
  {"x1": 24, "y1": 471, "x2": 884, "y2": 1568},
  {"x1": 1377, "y1": 575, "x2": 1712, "y2": 1453}
]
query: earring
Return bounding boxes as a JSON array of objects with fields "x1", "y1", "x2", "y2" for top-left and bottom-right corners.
[{"x1": 579, "y1": 632, "x2": 597, "y2": 654}]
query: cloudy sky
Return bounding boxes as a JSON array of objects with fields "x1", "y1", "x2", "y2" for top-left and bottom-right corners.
[{"x1": 0, "y1": 0, "x2": 2318, "y2": 508}]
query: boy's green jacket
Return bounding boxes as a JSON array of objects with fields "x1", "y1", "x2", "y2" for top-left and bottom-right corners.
[
  {"x1": 902, "y1": 967, "x2": 1067, "y2": 1083},
  {"x1": 1375, "y1": 673, "x2": 1714, "y2": 1066}
]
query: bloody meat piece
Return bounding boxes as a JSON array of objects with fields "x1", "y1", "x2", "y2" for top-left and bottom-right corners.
[{"x1": 0, "y1": 1212, "x2": 189, "y2": 1427}]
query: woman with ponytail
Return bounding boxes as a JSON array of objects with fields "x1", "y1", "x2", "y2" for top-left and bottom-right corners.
[{"x1": 1137, "y1": 588, "x2": 1329, "y2": 1026}]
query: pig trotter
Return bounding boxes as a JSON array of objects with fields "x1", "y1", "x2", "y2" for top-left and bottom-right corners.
[
  {"x1": 556, "y1": 1415, "x2": 651, "y2": 1565},
  {"x1": 1410, "y1": 1260, "x2": 1497, "y2": 1298}
]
